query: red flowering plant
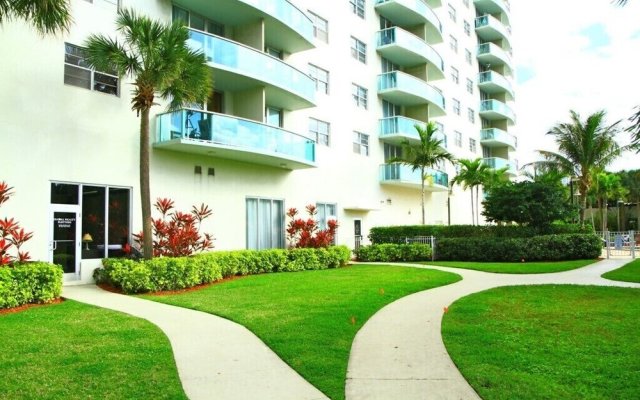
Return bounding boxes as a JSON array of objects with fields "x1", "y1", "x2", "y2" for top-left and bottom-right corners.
[
  {"x1": 133, "y1": 198, "x2": 215, "y2": 257},
  {"x1": 286, "y1": 204, "x2": 338, "y2": 248},
  {"x1": 0, "y1": 182, "x2": 33, "y2": 266}
]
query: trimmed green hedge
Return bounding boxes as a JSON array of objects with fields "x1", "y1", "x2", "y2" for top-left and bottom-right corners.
[
  {"x1": 354, "y1": 243, "x2": 432, "y2": 262},
  {"x1": 95, "y1": 246, "x2": 351, "y2": 294},
  {"x1": 0, "y1": 262, "x2": 63, "y2": 309},
  {"x1": 369, "y1": 224, "x2": 592, "y2": 244},
  {"x1": 435, "y1": 234, "x2": 602, "y2": 262}
]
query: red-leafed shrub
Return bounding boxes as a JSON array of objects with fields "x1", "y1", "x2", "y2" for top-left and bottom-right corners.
[
  {"x1": 133, "y1": 198, "x2": 215, "y2": 257},
  {"x1": 0, "y1": 182, "x2": 33, "y2": 266},
  {"x1": 286, "y1": 204, "x2": 338, "y2": 248}
]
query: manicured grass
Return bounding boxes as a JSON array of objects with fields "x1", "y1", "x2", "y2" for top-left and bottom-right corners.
[
  {"x1": 0, "y1": 300, "x2": 187, "y2": 400},
  {"x1": 602, "y1": 259, "x2": 640, "y2": 283},
  {"x1": 420, "y1": 259, "x2": 596, "y2": 274},
  {"x1": 144, "y1": 264, "x2": 460, "y2": 400},
  {"x1": 442, "y1": 285, "x2": 640, "y2": 400}
]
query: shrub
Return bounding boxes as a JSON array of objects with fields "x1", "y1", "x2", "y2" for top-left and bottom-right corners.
[
  {"x1": 0, "y1": 182, "x2": 33, "y2": 265},
  {"x1": 355, "y1": 243, "x2": 432, "y2": 262},
  {"x1": 0, "y1": 262, "x2": 63, "y2": 309},
  {"x1": 286, "y1": 205, "x2": 338, "y2": 248}
]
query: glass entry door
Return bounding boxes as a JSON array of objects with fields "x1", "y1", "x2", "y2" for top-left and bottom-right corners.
[{"x1": 50, "y1": 207, "x2": 80, "y2": 276}]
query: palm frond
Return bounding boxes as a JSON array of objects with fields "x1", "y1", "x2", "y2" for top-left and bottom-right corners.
[{"x1": 5, "y1": 0, "x2": 72, "y2": 35}]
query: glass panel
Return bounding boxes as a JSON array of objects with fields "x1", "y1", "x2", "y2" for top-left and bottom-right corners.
[
  {"x1": 64, "y1": 65, "x2": 91, "y2": 89},
  {"x1": 53, "y1": 212, "x2": 77, "y2": 273},
  {"x1": 51, "y1": 183, "x2": 79, "y2": 205},
  {"x1": 82, "y1": 186, "x2": 106, "y2": 259},
  {"x1": 108, "y1": 188, "x2": 130, "y2": 258},
  {"x1": 190, "y1": 14, "x2": 206, "y2": 31},
  {"x1": 172, "y1": 5, "x2": 188, "y2": 24},
  {"x1": 258, "y1": 199, "x2": 271, "y2": 249},
  {"x1": 266, "y1": 107, "x2": 282, "y2": 127},
  {"x1": 94, "y1": 72, "x2": 118, "y2": 95},
  {"x1": 246, "y1": 198, "x2": 258, "y2": 250},
  {"x1": 272, "y1": 200, "x2": 284, "y2": 248}
]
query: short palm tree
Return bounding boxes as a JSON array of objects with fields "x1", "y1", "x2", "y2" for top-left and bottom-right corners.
[
  {"x1": 536, "y1": 110, "x2": 623, "y2": 225},
  {"x1": 451, "y1": 158, "x2": 491, "y2": 225},
  {"x1": 591, "y1": 172, "x2": 628, "y2": 231},
  {"x1": 389, "y1": 122, "x2": 455, "y2": 224},
  {"x1": 84, "y1": 9, "x2": 212, "y2": 258},
  {"x1": 0, "y1": 0, "x2": 71, "y2": 34}
]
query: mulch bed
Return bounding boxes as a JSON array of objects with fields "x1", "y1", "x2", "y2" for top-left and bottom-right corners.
[
  {"x1": 97, "y1": 274, "x2": 247, "y2": 296},
  {"x1": 0, "y1": 298, "x2": 64, "y2": 316}
]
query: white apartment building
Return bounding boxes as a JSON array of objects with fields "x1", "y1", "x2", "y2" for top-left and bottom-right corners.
[{"x1": 0, "y1": 0, "x2": 516, "y2": 282}]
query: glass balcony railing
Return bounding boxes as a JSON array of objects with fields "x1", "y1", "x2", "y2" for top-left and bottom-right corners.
[
  {"x1": 156, "y1": 109, "x2": 315, "y2": 166},
  {"x1": 474, "y1": 0, "x2": 510, "y2": 16},
  {"x1": 480, "y1": 128, "x2": 516, "y2": 149},
  {"x1": 380, "y1": 164, "x2": 449, "y2": 189},
  {"x1": 379, "y1": 116, "x2": 447, "y2": 147},
  {"x1": 378, "y1": 71, "x2": 446, "y2": 113},
  {"x1": 477, "y1": 42, "x2": 512, "y2": 67},
  {"x1": 478, "y1": 70, "x2": 514, "y2": 97},
  {"x1": 187, "y1": 29, "x2": 315, "y2": 106},
  {"x1": 377, "y1": 27, "x2": 444, "y2": 71},
  {"x1": 482, "y1": 157, "x2": 516, "y2": 174},
  {"x1": 238, "y1": 0, "x2": 314, "y2": 45},
  {"x1": 475, "y1": 14, "x2": 511, "y2": 41},
  {"x1": 375, "y1": 0, "x2": 443, "y2": 38},
  {"x1": 480, "y1": 99, "x2": 515, "y2": 123}
]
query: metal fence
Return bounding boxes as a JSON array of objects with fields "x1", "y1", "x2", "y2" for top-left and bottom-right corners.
[
  {"x1": 596, "y1": 230, "x2": 637, "y2": 259},
  {"x1": 354, "y1": 235, "x2": 437, "y2": 261}
]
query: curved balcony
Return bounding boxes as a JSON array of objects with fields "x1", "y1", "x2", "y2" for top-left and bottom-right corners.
[
  {"x1": 474, "y1": 0, "x2": 510, "y2": 24},
  {"x1": 375, "y1": 0, "x2": 443, "y2": 43},
  {"x1": 155, "y1": 109, "x2": 316, "y2": 170},
  {"x1": 379, "y1": 117, "x2": 447, "y2": 147},
  {"x1": 480, "y1": 128, "x2": 516, "y2": 151},
  {"x1": 377, "y1": 27, "x2": 444, "y2": 78},
  {"x1": 380, "y1": 164, "x2": 449, "y2": 191},
  {"x1": 480, "y1": 99, "x2": 515, "y2": 124},
  {"x1": 482, "y1": 157, "x2": 517, "y2": 176},
  {"x1": 475, "y1": 15, "x2": 511, "y2": 49},
  {"x1": 378, "y1": 72, "x2": 446, "y2": 117},
  {"x1": 188, "y1": 29, "x2": 315, "y2": 110},
  {"x1": 477, "y1": 43, "x2": 512, "y2": 74},
  {"x1": 478, "y1": 71, "x2": 514, "y2": 100}
]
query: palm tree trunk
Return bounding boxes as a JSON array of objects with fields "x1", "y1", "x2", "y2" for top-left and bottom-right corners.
[
  {"x1": 475, "y1": 186, "x2": 480, "y2": 225},
  {"x1": 421, "y1": 167, "x2": 426, "y2": 225},
  {"x1": 140, "y1": 107, "x2": 153, "y2": 259},
  {"x1": 470, "y1": 187, "x2": 475, "y2": 226}
]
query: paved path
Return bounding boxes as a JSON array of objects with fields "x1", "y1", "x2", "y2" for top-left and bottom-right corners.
[
  {"x1": 345, "y1": 258, "x2": 640, "y2": 400},
  {"x1": 62, "y1": 285, "x2": 328, "y2": 400}
]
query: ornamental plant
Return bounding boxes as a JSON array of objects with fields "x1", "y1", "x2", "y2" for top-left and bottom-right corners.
[
  {"x1": 133, "y1": 198, "x2": 214, "y2": 257},
  {"x1": 286, "y1": 205, "x2": 338, "y2": 248},
  {"x1": 0, "y1": 181, "x2": 33, "y2": 266}
]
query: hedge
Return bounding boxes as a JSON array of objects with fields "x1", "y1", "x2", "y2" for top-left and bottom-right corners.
[
  {"x1": 369, "y1": 224, "x2": 592, "y2": 244},
  {"x1": 435, "y1": 234, "x2": 602, "y2": 262},
  {"x1": 95, "y1": 246, "x2": 351, "y2": 294},
  {"x1": 0, "y1": 262, "x2": 63, "y2": 309},
  {"x1": 354, "y1": 243, "x2": 432, "y2": 262}
]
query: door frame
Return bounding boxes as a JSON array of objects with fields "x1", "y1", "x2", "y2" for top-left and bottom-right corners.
[{"x1": 49, "y1": 204, "x2": 81, "y2": 279}]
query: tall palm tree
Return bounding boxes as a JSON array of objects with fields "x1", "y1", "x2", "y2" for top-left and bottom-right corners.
[
  {"x1": 84, "y1": 9, "x2": 212, "y2": 258},
  {"x1": 536, "y1": 110, "x2": 624, "y2": 225},
  {"x1": 389, "y1": 122, "x2": 455, "y2": 224},
  {"x1": 0, "y1": 0, "x2": 71, "y2": 35},
  {"x1": 451, "y1": 158, "x2": 491, "y2": 225},
  {"x1": 592, "y1": 172, "x2": 627, "y2": 231},
  {"x1": 621, "y1": 169, "x2": 640, "y2": 229}
]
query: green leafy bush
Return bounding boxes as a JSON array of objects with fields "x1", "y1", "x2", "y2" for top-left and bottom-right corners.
[
  {"x1": 355, "y1": 243, "x2": 432, "y2": 262},
  {"x1": 95, "y1": 246, "x2": 351, "y2": 294},
  {"x1": 436, "y1": 234, "x2": 601, "y2": 262},
  {"x1": 0, "y1": 262, "x2": 63, "y2": 309}
]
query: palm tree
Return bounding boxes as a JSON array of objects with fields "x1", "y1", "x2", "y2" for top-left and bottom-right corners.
[
  {"x1": 451, "y1": 158, "x2": 491, "y2": 225},
  {"x1": 389, "y1": 122, "x2": 455, "y2": 224},
  {"x1": 84, "y1": 9, "x2": 212, "y2": 258},
  {"x1": 536, "y1": 110, "x2": 624, "y2": 225},
  {"x1": 592, "y1": 172, "x2": 627, "y2": 231},
  {"x1": 620, "y1": 170, "x2": 640, "y2": 229},
  {"x1": 0, "y1": 0, "x2": 71, "y2": 35}
]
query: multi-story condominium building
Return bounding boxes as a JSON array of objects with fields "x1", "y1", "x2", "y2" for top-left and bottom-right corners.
[{"x1": 0, "y1": 0, "x2": 516, "y2": 282}]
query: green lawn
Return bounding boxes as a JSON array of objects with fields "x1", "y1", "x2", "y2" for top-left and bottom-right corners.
[
  {"x1": 442, "y1": 285, "x2": 640, "y2": 400},
  {"x1": 602, "y1": 259, "x2": 640, "y2": 283},
  {"x1": 0, "y1": 300, "x2": 187, "y2": 400},
  {"x1": 143, "y1": 264, "x2": 460, "y2": 400},
  {"x1": 419, "y1": 259, "x2": 596, "y2": 274}
]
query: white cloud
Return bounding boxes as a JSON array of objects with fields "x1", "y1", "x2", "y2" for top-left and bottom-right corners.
[{"x1": 511, "y1": 0, "x2": 640, "y2": 172}]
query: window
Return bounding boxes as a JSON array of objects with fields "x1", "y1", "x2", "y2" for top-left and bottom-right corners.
[
  {"x1": 465, "y1": 49, "x2": 472, "y2": 65},
  {"x1": 435, "y1": 122, "x2": 447, "y2": 148},
  {"x1": 309, "y1": 64, "x2": 329, "y2": 94},
  {"x1": 464, "y1": 20, "x2": 471, "y2": 36},
  {"x1": 449, "y1": 35, "x2": 458, "y2": 53},
  {"x1": 350, "y1": 0, "x2": 365, "y2": 18},
  {"x1": 381, "y1": 57, "x2": 399, "y2": 73},
  {"x1": 246, "y1": 198, "x2": 284, "y2": 250},
  {"x1": 351, "y1": 36, "x2": 367, "y2": 63},
  {"x1": 451, "y1": 67, "x2": 459, "y2": 84},
  {"x1": 448, "y1": 4, "x2": 456, "y2": 22},
  {"x1": 454, "y1": 131, "x2": 462, "y2": 147},
  {"x1": 383, "y1": 143, "x2": 402, "y2": 161},
  {"x1": 265, "y1": 107, "x2": 283, "y2": 127},
  {"x1": 452, "y1": 98, "x2": 461, "y2": 115},
  {"x1": 353, "y1": 131, "x2": 369, "y2": 156},
  {"x1": 382, "y1": 100, "x2": 400, "y2": 117},
  {"x1": 266, "y1": 47, "x2": 283, "y2": 59},
  {"x1": 468, "y1": 108, "x2": 475, "y2": 123},
  {"x1": 316, "y1": 203, "x2": 337, "y2": 229},
  {"x1": 469, "y1": 138, "x2": 477, "y2": 153},
  {"x1": 466, "y1": 78, "x2": 474, "y2": 94},
  {"x1": 352, "y1": 84, "x2": 368, "y2": 109},
  {"x1": 309, "y1": 118, "x2": 330, "y2": 146},
  {"x1": 309, "y1": 11, "x2": 328, "y2": 42},
  {"x1": 173, "y1": 6, "x2": 224, "y2": 35},
  {"x1": 64, "y1": 43, "x2": 119, "y2": 96}
]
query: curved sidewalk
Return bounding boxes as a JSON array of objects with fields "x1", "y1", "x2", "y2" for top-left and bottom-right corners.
[
  {"x1": 346, "y1": 258, "x2": 640, "y2": 400},
  {"x1": 62, "y1": 285, "x2": 328, "y2": 400}
]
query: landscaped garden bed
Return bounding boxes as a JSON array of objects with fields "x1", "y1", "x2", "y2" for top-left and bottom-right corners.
[
  {"x1": 420, "y1": 259, "x2": 596, "y2": 274},
  {"x1": 602, "y1": 258, "x2": 640, "y2": 283}
]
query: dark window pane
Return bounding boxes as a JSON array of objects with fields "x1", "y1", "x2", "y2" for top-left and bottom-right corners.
[
  {"x1": 51, "y1": 183, "x2": 79, "y2": 204},
  {"x1": 108, "y1": 188, "x2": 131, "y2": 257},
  {"x1": 82, "y1": 186, "x2": 106, "y2": 259},
  {"x1": 64, "y1": 65, "x2": 91, "y2": 89}
]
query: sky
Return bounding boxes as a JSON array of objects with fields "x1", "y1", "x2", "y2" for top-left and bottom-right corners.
[{"x1": 511, "y1": 0, "x2": 640, "y2": 172}]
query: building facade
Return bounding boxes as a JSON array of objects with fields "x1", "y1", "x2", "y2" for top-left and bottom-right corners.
[{"x1": 0, "y1": 0, "x2": 516, "y2": 282}]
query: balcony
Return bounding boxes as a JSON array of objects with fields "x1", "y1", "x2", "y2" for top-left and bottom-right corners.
[
  {"x1": 478, "y1": 71, "x2": 514, "y2": 100},
  {"x1": 379, "y1": 116, "x2": 447, "y2": 147},
  {"x1": 475, "y1": 15, "x2": 511, "y2": 48},
  {"x1": 375, "y1": 0, "x2": 443, "y2": 43},
  {"x1": 155, "y1": 109, "x2": 316, "y2": 170},
  {"x1": 479, "y1": 99, "x2": 515, "y2": 124},
  {"x1": 188, "y1": 29, "x2": 315, "y2": 110},
  {"x1": 474, "y1": 0, "x2": 510, "y2": 23},
  {"x1": 376, "y1": 27, "x2": 444, "y2": 78},
  {"x1": 480, "y1": 128, "x2": 516, "y2": 151},
  {"x1": 477, "y1": 43, "x2": 512, "y2": 74},
  {"x1": 378, "y1": 72, "x2": 446, "y2": 116},
  {"x1": 482, "y1": 157, "x2": 517, "y2": 176},
  {"x1": 380, "y1": 164, "x2": 449, "y2": 191}
]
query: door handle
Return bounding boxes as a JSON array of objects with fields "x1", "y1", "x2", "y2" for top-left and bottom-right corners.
[{"x1": 51, "y1": 241, "x2": 57, "y2": 251}]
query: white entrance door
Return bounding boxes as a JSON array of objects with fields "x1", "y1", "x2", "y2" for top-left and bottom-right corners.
[{"x1": 49, "y1": 205, "x2": 81, "y2": 279}]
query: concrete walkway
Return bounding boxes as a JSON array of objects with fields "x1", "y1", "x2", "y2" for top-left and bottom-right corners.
[
  {"x1": 62, "y1": 285, "x2": 328, "y2": 400},
  {"x1": 345, "y1": 258, "x2": 640, "y2": 400}
]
